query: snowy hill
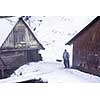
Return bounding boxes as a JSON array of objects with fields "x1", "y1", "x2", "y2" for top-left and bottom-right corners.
[{"x1": 27, "y1": 16, "x2": 96, "y2": 64}]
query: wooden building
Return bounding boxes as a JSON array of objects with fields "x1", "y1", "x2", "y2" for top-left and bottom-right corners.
[
  {"x1": 0, "y1": 17, "x2": 45, "y2": 78},
  {"x1": 66, "y1": 16, "x2": 100, "y2": 76}
]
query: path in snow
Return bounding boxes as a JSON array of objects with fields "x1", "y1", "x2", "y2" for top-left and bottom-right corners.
[{"x1": 0, "y1": 61, "x2": 100, "y2": 83}]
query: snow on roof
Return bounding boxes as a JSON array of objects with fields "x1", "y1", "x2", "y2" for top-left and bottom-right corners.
[{"x1": 0, "y1": 17, "x2": 19, "y2": 47}]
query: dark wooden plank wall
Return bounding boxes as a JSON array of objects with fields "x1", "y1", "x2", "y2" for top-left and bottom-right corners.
[
  {"x1": 73, "y1": 19, "x2": 100, "y2": 75},
  {"x1": 0, "y1": 50, "x2": 26, "y2": 78},
  {"x1": 0, "y1": 49, "x2": 43, "y2": 78}
]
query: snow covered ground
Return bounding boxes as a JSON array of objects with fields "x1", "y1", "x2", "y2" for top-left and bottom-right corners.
[{"x1": 0, "y1": 61, "x2": 100, "y2": 83}]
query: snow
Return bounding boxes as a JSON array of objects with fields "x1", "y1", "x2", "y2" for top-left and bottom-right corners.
[
  {"x1": 0, "y1": 61, "x2": 100, "y2": 83},
  {"x1": 0, "y1": 16, "x2": 100, "y2": 83},
  {"x1": 0, "y1": 17, "x2": 18, "y2": 46},
  {"x1": 30, "y1": 16, "x2": 96, "y2": 64}
]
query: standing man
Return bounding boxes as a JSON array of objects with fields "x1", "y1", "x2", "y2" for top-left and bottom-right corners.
[{"x1": 63, "y1": 49, "x2": 70, "y2": 68}]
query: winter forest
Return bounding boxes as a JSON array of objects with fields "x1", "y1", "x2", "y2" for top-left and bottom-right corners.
[{"x1": 1, "y1": 16, "x2": 100, "y2": 83}]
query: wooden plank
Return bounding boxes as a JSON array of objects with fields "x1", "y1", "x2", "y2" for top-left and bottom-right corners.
[{"x1": 0, "y1": 56, "x2": 7, "y2": 68}]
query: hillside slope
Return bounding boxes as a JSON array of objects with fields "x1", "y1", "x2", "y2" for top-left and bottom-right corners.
[{"x1": 28, "y1": 16, "x2": 96, "y2": 64}]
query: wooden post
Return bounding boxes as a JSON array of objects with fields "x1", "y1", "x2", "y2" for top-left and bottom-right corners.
[
  {"x1": 24, "y1": 50, "x2": 28, "y2": 64},
  {"x1": 0, "y1": 54, "x2": 7, "y2": 78},
  {"x1": 0, "y1": 56, "x2": 7, "y2": 67},
  {"x1": 1, "y1": 69, "x2": 4, "y2": 78}
]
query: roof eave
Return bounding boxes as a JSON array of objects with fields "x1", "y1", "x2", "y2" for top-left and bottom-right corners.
[
  {"x1": 65, "y1": 16, "x2": 100, "y2": 45},
  {"x1": 65, "y1": 41, "x2": 72, "y2": 45}
]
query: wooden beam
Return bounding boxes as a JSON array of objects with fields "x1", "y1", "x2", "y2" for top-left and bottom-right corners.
[
  {"x1": 0, "y1": 16, "x2": 14, "y2": 18},
  {"x1": 1, "y1": 69, "x2": 4, "y2": 78},
  {"x1": 0, "y1": 55, "x2": 7, "y2": 78}
]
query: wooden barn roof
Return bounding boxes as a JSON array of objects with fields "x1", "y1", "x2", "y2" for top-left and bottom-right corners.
[
  {"x1": 65, "y1": 16, "x2": 100, "y2": 45},
  {"x1": 0, "y1": 17, "x2": 45, "y2": 50},
  {"x1": 0, "y1": 16, "x2": 14, "y2": 18}
]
